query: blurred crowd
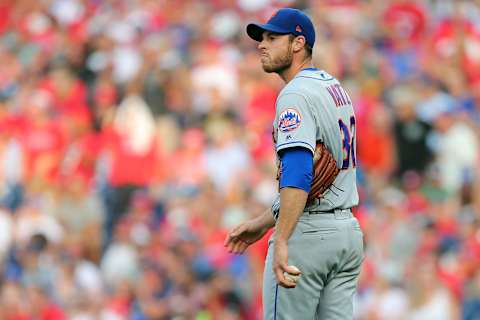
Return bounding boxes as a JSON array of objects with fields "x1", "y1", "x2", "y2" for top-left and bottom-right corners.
[{"x1": 0, "y1": 0, "x2": 479, "y2": 319}]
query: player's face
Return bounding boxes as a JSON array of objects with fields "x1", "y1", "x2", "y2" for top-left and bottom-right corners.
[{"x1": 258, "y1": 32, "x2": 293, "y2": 73}]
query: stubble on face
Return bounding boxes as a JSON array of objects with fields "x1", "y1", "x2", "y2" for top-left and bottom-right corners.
[{"x1": 261, "y1": 40, "x2": 293, "y2": 74}]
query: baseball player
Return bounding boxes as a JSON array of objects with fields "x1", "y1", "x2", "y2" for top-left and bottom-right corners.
[{"x1": 224, "y1": 8, "x2": 364, "y2": 320}]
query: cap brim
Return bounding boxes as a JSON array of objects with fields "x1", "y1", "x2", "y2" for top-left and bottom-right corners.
[{"x1": 246, "y1": 23, "x2": 290, "y2": 42}]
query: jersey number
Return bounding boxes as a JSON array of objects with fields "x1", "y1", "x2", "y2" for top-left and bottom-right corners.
[{"x1": 338, "y1": 116, "x2": 356, "y2": 169}]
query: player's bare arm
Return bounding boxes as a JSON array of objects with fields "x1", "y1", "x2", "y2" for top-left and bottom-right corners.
[
  {"x1": 273, "y1": 187, "x2": 306, "y2": 288},
  {"x1": 224, "y1": 208, "x2": 275, "y2": 254}
]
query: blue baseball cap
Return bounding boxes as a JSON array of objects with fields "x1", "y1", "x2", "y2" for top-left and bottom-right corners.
[{"x1": 246, "y1": 8, "x2": 315, "y2": 48}]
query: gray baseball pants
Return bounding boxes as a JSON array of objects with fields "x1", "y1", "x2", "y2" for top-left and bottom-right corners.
[{"x1": 263, "y1": 209, "x2": 364, "y2": 320}]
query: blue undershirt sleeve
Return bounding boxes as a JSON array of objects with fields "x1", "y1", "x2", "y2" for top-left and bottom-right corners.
[{"x1": 279, "y1": 146, "x2": 313, "y2": 193}]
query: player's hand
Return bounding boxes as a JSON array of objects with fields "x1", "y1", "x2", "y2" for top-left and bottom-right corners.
[
  {"x1": 224, "y1": 220, "x2": 268, "y2": 254},
  {"x1": 273, "y1": 240, "x2": 301, "y2": 288}
]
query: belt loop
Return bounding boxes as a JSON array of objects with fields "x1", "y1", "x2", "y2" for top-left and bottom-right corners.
[
  {"x1": 302, "y1": 209, "x2": 312, "y2": 220},
  {"x1": 334, "y1": 209, "x2": 352, "y2": 219}
]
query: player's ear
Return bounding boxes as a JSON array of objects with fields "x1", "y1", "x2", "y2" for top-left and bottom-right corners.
[{"x1": 292, "y1": 36, "x2": 306, "y2": 53}]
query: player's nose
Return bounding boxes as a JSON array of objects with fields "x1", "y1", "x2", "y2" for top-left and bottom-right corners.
[{"x1": 258, "y1": 39, "x2": 267, "y2": 50}]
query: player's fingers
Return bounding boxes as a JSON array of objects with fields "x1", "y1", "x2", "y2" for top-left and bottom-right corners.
[
  {"x1": 224, "y1": 233, "x2": 237, "y2": 248},
  {"x1": 227, "y1": 239, "x2": 241, "y2": 254},
  {"x1": 224, "y1": 234, "x2": 232, "y2": 247},
  {"x1": 224, "y1": 226, "x2": 242, "y2": 246},
  {"x1": 277, "y1": 277, "x2": 296, "y2": 288},
  {"x1": 274, "y1": 265, "x2": 296, "y2": 289},
  {"x1": 231, "y1": 240, "x2": 245, "y2": 254},
  {"x1": 231, "y1": 244, "x2": 241, "y2": 254},
  {"x1": 236, "y1": 241, "x2": 249, "y2": 254},
  {"x1": 224, "y1": 225, "x2": 245, "y2": 247},
  {"x1": 226, "y1": 240, "x2": 237, "y2": 253},
  {"x1": 224, "y1": 229, "x2": 238, "y2": 247},
  {"x1": 284, "y1": 265, "x2": 301, "y2": 276}
]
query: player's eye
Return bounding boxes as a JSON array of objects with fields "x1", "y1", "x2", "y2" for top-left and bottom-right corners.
[{"x1": 267, "y1": 34, "x2": 276, "y2": 41}]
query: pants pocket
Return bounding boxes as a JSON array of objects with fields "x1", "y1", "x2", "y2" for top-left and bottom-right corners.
[{"x1": 301, "y1": 226, "x2": 339, "y2": 235}]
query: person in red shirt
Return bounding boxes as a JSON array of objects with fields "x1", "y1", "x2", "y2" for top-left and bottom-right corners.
[
  {"x1": 383, "y1": 0, "x2": 427, "y2": 45},
  {"x1": 101, "y1": 92, "x2": 159, "y2": 249},
  {"x1": 15, "y1": 90, "x2": 68, "y2": 185},
  {"x1": 430, "y1": 18, "x2": 480, "y2": 84}
]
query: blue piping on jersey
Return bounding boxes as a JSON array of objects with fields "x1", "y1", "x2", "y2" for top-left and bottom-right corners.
[
  {"x1": 274, "y1": 284, "x2": 279, "y2": 320},
  {"x1": 295, "y1": 75, "x2": 336, "y2": 81},
  {"x1": 277, "y1": 141, "x2": 315, "y2": 152},
  {"x1": 302, "y1": 67, "x2": 319, "y2": 71}
]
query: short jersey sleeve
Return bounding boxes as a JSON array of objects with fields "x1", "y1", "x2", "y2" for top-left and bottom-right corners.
[{"x1": 274, "y1": 92, "x2": 316, "y2": 154}]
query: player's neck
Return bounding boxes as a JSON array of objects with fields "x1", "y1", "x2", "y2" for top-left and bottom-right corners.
[{"x1": 279, "y1": 57, "x2": 314, "y2": 83}]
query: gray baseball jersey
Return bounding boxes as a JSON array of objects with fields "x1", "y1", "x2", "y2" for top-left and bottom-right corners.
[{"x1": 272, "y1": 68, "x2": 358, "y2": 212}]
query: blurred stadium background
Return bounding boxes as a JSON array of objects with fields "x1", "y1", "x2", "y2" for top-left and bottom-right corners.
[{"x1": 0, "y1": 0, "x2": 479, "y2": 319}]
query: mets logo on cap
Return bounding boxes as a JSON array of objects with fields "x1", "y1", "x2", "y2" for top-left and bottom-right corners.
[{"x1": 278, "y1": 108, "x2": 302, "y2": 132}]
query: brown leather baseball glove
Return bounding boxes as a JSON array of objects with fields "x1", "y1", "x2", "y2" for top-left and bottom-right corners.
[
  {"x1": 272, "y1": 143, "x2": 339, "y2": 219},
  {"x1": 307, "y1": 142, "x2": 340, "y2": 203}
]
